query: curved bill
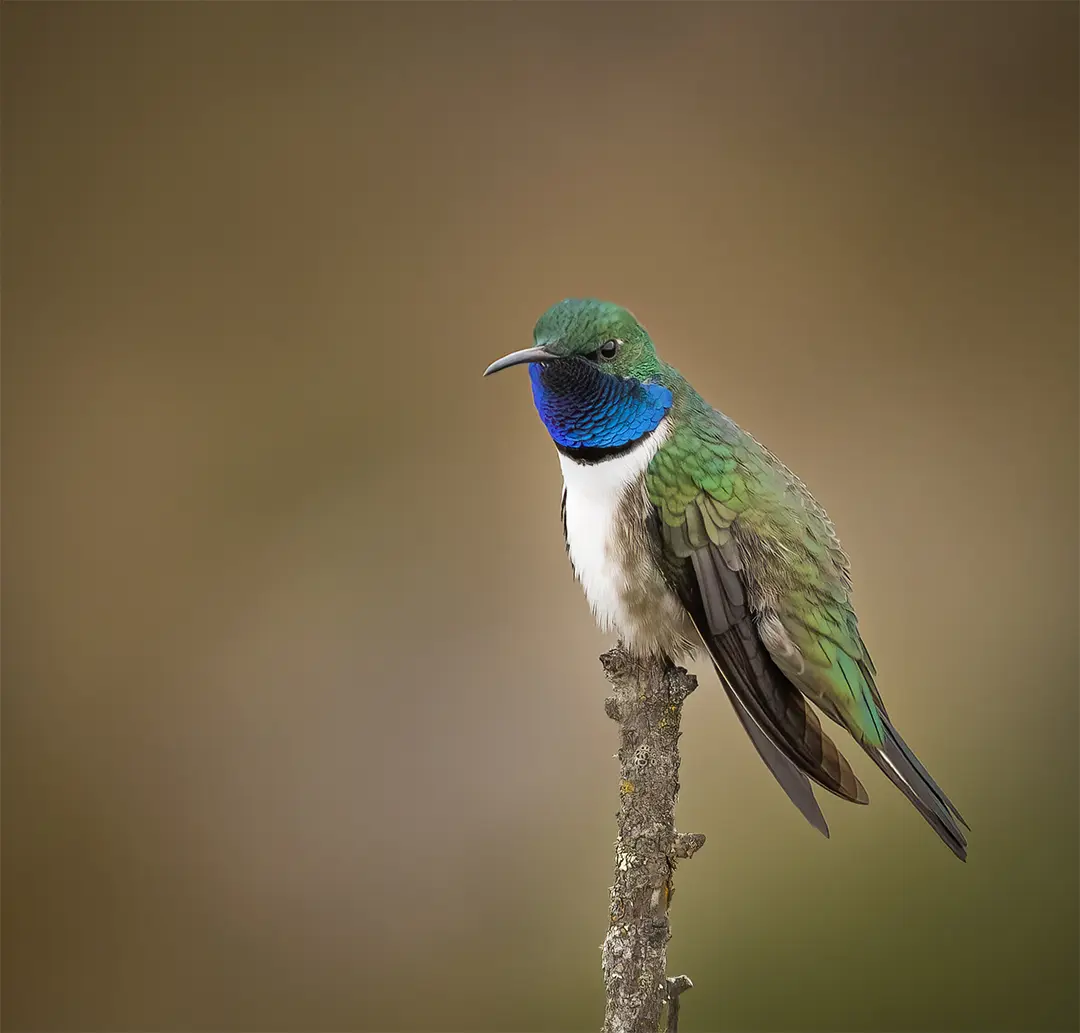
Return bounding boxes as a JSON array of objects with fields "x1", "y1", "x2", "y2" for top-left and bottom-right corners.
[{"x1": 483, "y1": 346, "x2": 555, "y2": 377}]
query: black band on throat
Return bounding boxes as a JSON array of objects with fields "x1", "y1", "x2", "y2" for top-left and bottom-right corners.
[{"x1": 554, "y1": 426, "x2": 656, "y2": 465}]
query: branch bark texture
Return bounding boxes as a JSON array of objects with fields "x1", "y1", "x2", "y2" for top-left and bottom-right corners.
[{"x1": 600, "y1": 646, "x2": 704, "y2": 1033}]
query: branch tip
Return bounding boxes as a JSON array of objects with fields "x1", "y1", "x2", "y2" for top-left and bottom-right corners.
[
  {"x1": 667, "y1": 974, "x2": 694, "y2": 998},
  {"x1": 665, "y1": 974, "x2": 694, "y2": 1033}
]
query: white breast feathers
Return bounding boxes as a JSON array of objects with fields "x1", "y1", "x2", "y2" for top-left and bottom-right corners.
[{"x1": 557, "y1": 419, "x2": 673, "y2": 642}]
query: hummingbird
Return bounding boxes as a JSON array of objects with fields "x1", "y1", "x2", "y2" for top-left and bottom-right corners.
[{"x1": 485, "y1": 298, "x2": 968, "y2": 859}]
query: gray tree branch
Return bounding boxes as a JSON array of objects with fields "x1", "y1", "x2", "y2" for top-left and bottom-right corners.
[{"x1": 600, "y1": 646, "x2": 704, "y2": 1033}]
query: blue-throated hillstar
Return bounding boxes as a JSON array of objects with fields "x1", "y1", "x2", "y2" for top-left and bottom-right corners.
[{"x1": 485, "y1": 298, "x2": 967, "y2": 859}]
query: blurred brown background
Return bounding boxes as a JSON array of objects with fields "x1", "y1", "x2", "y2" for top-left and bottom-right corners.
[{"x1": 3, "y1": 3, "x2": 1077, "y2": 1031}]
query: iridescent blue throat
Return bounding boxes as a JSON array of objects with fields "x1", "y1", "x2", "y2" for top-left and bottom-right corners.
[{"x1": 529, "y1": 358, "x2": 673, "y2": 461}]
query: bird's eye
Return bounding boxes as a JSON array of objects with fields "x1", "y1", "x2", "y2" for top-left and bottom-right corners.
[{"x1": 597, "y1": 339, "x2": 621, "y2": 361}]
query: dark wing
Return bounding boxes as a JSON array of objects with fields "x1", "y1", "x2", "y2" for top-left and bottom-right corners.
[
  {"x1": 650, "y1": 500, "x2": 868, "y2": 835},
  {"x1": 720, "y1": 674, "x2": 832, "y2": 837},
  {"x1": 646, "y1": 418, "x2": 967, "y2": 856}
]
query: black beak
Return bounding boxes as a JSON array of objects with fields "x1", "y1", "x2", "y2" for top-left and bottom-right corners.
[{"x1": 483, "y1": 346, "x2": 555, "y2": 377}]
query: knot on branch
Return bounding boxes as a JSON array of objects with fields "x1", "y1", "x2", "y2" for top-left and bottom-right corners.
[{"x1": 671, "y1": 832, "x2": 706, "y2": 860}]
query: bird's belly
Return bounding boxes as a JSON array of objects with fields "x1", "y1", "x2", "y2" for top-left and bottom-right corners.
[{"x1": 559, "y1": 439, "x2": 695, "y2": 659}]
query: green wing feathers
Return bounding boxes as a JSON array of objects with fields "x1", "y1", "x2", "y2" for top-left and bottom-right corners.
[
  {"x1": 646, "y1": 426, "x2": 870, "y2": 821},
  {"x1": 771, "y1": 597, "x2": 886, "y2": 747},
  {"x1": 648, "y1": 423, "x2": 750, "y2": 528},
  {"x1": 646, "y1": 408, "x2": 968, "y2": 858},
  {"x1": 648, "y1": 420, "x2": 888, "y2": 748}
]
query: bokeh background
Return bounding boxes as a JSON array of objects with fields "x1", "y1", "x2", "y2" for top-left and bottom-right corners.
[{"x1": 3, "y1": 3, "x2": 1077, "y2": 1031}]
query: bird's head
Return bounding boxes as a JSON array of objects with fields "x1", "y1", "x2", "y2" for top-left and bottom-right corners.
[
  {"x1": 484, "y1": 298, "x2": 661, "y2": 379},
  {"x1": 484, "y1": 299, "x2": 673, "y2": 455}
]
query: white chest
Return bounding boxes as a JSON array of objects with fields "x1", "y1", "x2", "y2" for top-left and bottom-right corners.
[{"x1": 557, "y1": 420, "x2": 689, "y2": 654}]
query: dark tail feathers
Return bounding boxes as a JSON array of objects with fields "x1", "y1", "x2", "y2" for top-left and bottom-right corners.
[{"x1": 863, "y1": 715, "x2": 969, "y2": 861}]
